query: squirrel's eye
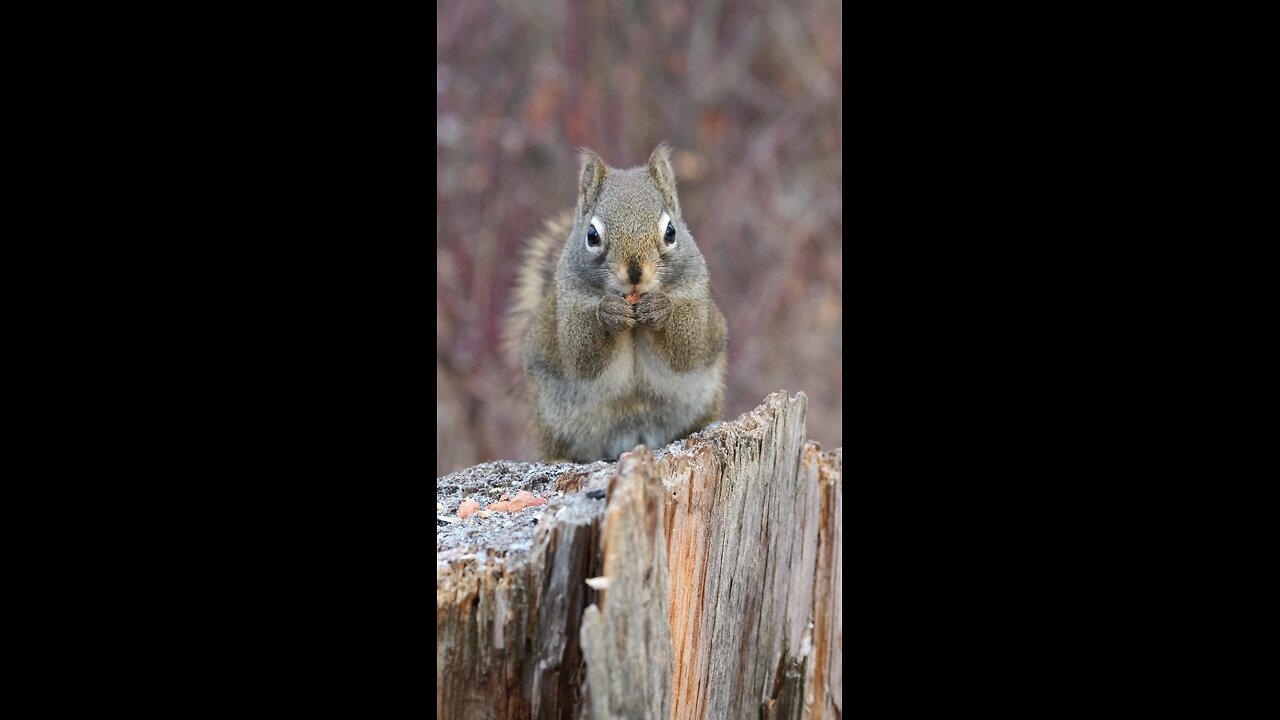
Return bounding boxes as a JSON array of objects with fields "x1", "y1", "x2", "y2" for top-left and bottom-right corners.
[
  {"x1": 659, "y1": 211, "x2": 676, "y2": 249},
  {"x1": 586, "y1": 217, "x2": 605, "y2": 254}
]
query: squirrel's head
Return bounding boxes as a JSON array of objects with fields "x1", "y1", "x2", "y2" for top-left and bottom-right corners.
[{"x1": 564, "y1": 144, "x2": 704, "y2": 296}]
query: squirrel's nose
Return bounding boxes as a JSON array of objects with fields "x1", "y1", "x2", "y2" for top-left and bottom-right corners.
[{"x1": 627, "y1": 261, "x2": 642, "y2": 285}]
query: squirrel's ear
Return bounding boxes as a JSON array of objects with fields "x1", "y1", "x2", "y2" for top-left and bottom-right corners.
[
  {"x1": 647, "y1": 143, "x2": 680, "y2": 216},
  {"x1": 577, "y1": 149, "x2": 608, "y2": 217}
]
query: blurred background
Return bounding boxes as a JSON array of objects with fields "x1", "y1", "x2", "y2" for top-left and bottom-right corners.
[{"x1": 437, "y1": 0, "x2": 841, "y2": 477}]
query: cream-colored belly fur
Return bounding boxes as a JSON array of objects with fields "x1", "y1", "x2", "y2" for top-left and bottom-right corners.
[{"x1": 548, "y1": 331, "x2": 719, "y2": 460}]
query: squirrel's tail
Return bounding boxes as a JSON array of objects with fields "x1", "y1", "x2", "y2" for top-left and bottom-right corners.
[{"x1": 503, "y1": 210, "x2": 572, "y2": 371}]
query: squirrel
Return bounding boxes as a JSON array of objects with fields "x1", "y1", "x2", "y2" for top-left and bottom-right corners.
[{"x1": 504, "y1": 143, "x2": 728, "y2": 463}]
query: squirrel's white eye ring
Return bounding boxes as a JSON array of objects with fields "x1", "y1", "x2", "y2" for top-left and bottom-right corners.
[
  {"x1": 586, "y1": 217, "x2": 605, "y2": 254},
  {"x1": 659, "y1": 211, "x2": 676, "y2": 249}
]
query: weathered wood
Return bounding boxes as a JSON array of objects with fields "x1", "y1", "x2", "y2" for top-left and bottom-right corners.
[
  {"x1": 806, "y1": 446, "x2": 842, "y2": 719},
  {"x1": 579, "y1": 449, "x2": 672, "y2": 719},
  {"x1": 436, "y1": 461, "x2": 614, "y2": 719},
  {"x1": 656, "y1": 391, "x2": 817, "y2": 719},
  {"x1": 436, "y1": 391, "x2": 842, "y2": 719}
]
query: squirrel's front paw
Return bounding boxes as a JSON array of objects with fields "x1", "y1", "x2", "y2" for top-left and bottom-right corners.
[
  {"x1": 634, "y1": 292, "x2": 673, "y2": 329},
  {"x1": 598, "y1": 294, "x2": 637, "y2": 333}
]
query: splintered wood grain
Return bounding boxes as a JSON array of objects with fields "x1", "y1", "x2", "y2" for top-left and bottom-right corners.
[
  {"x1": 436, "y1": 499, "x2": 602, "y2": 719},
  {"x1": 804, "y1": 446, "x2": 842, "y2": 719},
  {"x1": 658, "y1": 391, "x2": 818, "y2": 720},
  {"x1": 437, "y1": 560, "x2": 530, "y2": 717},
  {"x1": 580, "y1": 449, "x2": 673, "y2": 719}
]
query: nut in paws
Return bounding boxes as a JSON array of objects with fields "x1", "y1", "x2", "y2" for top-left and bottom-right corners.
[
  {"x1": 598, "y1": 294, "x2": 637, "y2": 332},
  {"x1": 634, "y1": 292, "x2": 673, "y2": 328}
]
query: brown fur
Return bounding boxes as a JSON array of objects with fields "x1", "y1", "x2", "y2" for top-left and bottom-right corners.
[{"x1": 502, "y1": 211, "x2": 573, "y2": 371}]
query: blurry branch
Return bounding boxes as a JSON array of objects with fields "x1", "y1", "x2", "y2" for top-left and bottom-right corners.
[
  {"x1": 738, "y1": 194, "x2": 834, "y2": 346},
  {"x1": 767, "y1": 5, "x2": 838, "y2": 99},
  {"x1": 690, "y1": 17, "x2": 765, "y2": 106},
  {"x1": 700, "y1": 90, "x2": 819, "y2": 255},
  {"x1": 687, "y1": 0, "x2": 724, "y2": 89},
  {"x1": 437, "y1": 0, "x2": 484, "y2": 56}
]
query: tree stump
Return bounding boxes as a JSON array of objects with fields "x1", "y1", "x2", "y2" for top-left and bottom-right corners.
[{"x1": 437, "y1": 391, "x2": 842, "y2": 719}]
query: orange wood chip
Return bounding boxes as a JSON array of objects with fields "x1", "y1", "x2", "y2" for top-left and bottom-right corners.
[
  {"x1": 485, "y1": 491, "x2": 549, "y2": 514},
  {"x1": 458, "y1": 499, "x2": 480, "y2": 519},
  {"x1": 510, "y1": 491, "x2": 543, "y2": 511}
]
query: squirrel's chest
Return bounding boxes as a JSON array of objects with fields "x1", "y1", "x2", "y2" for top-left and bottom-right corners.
[
  {"x1": 592, "y1": 331, "x2": 709, "y2": 405},
  {"x1": 560, "y1": 330, "x2": 719, "y2": 459}
]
